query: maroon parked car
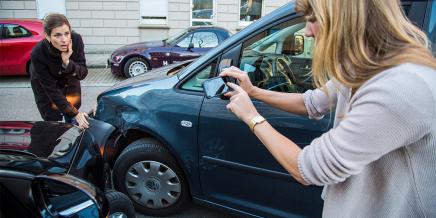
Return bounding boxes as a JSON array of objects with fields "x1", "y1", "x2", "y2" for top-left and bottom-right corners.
[
  {"x1": 107, "y1": 26, "x2": 232, "y2": 78},
  {"x1": 0, "y1": 19, "x2": 44, "y2": 76}
]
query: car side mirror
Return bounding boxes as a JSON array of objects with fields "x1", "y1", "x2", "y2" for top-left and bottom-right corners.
[
  {"x1": 187, "y1": 42, "x2": 195, "y2": 51},
  {"x1": 31, "y1": 174, "x2": 109, "y2": 218},
  {"x1": 292, "y1": 35, "x2": 305, "y2": 56}
]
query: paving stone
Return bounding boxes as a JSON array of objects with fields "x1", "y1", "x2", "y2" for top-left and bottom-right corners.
[
  {"x1": 0, "y1": 68, "x2": 123, "y2": 88},
  {"x1": 82, "y1": 68, "x2": 124, "y2": 87}
]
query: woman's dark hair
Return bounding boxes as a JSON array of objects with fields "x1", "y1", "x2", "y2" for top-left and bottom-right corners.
[{"x1": 43, "y1": 13, "x2": 71, "y2": 35}]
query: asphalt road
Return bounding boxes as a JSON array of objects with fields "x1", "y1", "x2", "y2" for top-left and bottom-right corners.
[{"x1": 0, "y1": 68, "x2": 240, "y2": 218}]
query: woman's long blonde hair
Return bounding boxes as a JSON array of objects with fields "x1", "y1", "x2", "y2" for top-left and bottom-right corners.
[{"x1": 296, "y1": 0, "x2": 436, "y2": 90}]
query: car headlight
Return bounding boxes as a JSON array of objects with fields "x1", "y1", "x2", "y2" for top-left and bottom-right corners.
[{"x1": 114, "y1": 55, "x2": 124, "y2": 63}]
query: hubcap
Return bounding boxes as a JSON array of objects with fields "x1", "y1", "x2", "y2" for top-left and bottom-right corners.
[
  {"x1": 108, "y1": 212, "x2": 127, "y2": 218},
  {"x1": 125, "y1": 161, "x2": 181, "y2": 209},
  {"x1": 128, "y1": 61, "x2": 148, "y2": 77}
]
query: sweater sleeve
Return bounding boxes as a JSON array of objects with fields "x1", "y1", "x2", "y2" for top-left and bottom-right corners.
[
  {"x1": 65, "y1": 33, "x2": 88, "y2": 80},
  {"x1": 302, "y1": 80, "x2": 338, "y2": 120},
  {"x1": 298, "y1": 70, "x2": 434, "y2": 186},
  {"x1": 31, "y1": 53, "x2": 79, "y2": 117}
]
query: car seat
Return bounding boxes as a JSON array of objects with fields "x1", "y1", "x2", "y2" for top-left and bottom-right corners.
[{"x1": 12, "y1": 26, "x2": 23, "y2": 36}]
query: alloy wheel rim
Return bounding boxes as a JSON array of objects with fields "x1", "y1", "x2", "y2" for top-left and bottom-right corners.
[
  {"x1": 128, "y1": 61, "x2": 148, "y2": 77},
  {"x1": 125, "y1": 161, "x2": 181, "y2": 209}
]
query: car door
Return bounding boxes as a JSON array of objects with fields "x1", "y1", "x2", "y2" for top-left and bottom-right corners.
[
  {"x1": 170, "y1": 31, "x2": 219, "y2": 63},
  {"x1": 197, "y1": 17, "x2": 331, "y2": 218},
  {"x1": 0, "y1": 24, "x2": 4, "y2": 74},
  {"x1": 0, "y1": 24, "x2": 34, "y2": 75}
]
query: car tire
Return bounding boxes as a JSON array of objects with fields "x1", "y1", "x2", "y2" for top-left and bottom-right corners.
[
  {"x1": 123, "y1": 57, "x2": 150, "y2": 78},
  {"x1": 105, "y1": 190, "x2": 136, "y2": 218},
  {"x1": 113, "y1": 139, "x2": 190, "y2": 216}
]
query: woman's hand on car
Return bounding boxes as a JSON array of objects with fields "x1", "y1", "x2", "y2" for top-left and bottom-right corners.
[
  {"x1": 225, "y1": 82, "x2": 259, "y2": 124},
  {"x1": 75, "y1": 112, "x2": 89, "y2": 129},
  {"x1": 220, "y1": 66, "x2": 257, "y2": 96}
]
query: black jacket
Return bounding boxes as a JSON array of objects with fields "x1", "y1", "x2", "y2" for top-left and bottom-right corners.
[{"x1": 30, "y1": 32, "x2": 87, "y2": 119}]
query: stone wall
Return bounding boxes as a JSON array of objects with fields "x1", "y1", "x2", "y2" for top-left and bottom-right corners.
[
  {"x1": 0, "y1": 0, "x2": 37, "y2": 18},
  {"x1": 0, "y1": 0, "x2": 292, "y2": 52},
  {"x1": 66, "y1": 0, "x2": 141, "y2": 52}
]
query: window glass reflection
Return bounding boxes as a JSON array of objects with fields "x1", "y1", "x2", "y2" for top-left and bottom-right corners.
[{"x1": 240, "y1": 0, "x2": 262, "y2": 22}]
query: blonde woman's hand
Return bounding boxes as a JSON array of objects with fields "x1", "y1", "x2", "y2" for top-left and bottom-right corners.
[
  {"x1": 74, "y1": 112, "x2": 89, "y2": 129},
  {"x1": 225, "y1": 82, "x2": 259, "y2": 124},
  {"x1": 220, "y1": 66, "x2": 257, "y2": 97},
  {"x1": 61, "y1": 39, "x2": 73, "y2": 66}
]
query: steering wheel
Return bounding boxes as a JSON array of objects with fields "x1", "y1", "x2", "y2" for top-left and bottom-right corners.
[{"x1": 272, "y1": 55, "x2": 297, "y2": 85}]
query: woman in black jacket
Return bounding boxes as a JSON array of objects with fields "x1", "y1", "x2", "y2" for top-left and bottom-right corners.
[{"x1": 30, "y1": 13, "x2": 89, "y2": 129}]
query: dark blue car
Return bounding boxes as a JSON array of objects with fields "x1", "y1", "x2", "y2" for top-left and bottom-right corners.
[
  {"x1": 107, "y1": 26, "x2": 232, "y2": 78},
  {"x1": 95, "y1": 1, "x2": 435, "y2": 217}
]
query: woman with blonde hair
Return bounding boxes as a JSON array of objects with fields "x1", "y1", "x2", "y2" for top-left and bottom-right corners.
[{"x1": 221, "y1": 0, "x2": 436, "y2": 216}]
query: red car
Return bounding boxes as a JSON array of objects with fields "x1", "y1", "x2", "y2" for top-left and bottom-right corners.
[
  {"x1": 0, "y1": 19, "x2": 44, "y2": 76},
  {"x1": 0, "y1": 121, "x2": 32, "y2": 150}
]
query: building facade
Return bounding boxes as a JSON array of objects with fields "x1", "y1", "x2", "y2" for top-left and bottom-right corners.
[{"x1": 0, "y1": 0, "x2": 292, "y2": 52}]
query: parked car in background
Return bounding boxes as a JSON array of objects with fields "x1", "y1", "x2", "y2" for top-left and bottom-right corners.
[
  {"x1": 95, "y1": 0, "x2": 435, "y2": 217},
  {"x1": 107, "y1": 26, "x2": 231, "y2": 78},
  {"x1": 0, "y1": 119, "x2": 135, "y2": 217},
  {"x1": 0, "y1": 19, "x2": 44, "y2": 76},
  {"x1": 0, "y1": 121, "x2": 32, "y2": 150}
]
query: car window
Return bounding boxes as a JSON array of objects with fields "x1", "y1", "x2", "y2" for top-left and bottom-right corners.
[
  {"x1": 181, "y1": 59, "x2": 218, "y2": 91},
  {"x1": 166, "y1": 29, "x2": 189, "y2": 44},
  {"x1": 176, "y1": 34, "x2": 193, "y2": 48},
  {"x1": 192, "y1": 32, "x2": 219, "y2": 48},
  {"x1": 239, "y1": 19, "x2": 314, "y2": 93},
  {"x1": 4, "y1": 24, "x2": 31, "y2": 39}
]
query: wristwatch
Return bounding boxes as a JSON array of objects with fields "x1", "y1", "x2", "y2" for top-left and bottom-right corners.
[{"x1": 248, "y1": 115, "x2": 266, "y2": 132}]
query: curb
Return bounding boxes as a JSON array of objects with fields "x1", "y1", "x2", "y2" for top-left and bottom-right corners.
[{"x1": 87, "y1": 64, "x2": 107, "y2": 68}]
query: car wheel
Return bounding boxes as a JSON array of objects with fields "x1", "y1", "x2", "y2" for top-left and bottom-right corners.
[
  {"x1": 113, "y1": 139, "x2": 190, "y2": 216},
  {"x1": 123, "y1": 57, "x2": 150, "y2": 78},
  {"x1": 106, "y1": 190, "x2": 135, "y2": 218}
]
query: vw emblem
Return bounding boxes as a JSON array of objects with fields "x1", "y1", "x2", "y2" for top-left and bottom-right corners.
[{"x1": 146, "y1": 179, "x2": 160, "y2": 191}]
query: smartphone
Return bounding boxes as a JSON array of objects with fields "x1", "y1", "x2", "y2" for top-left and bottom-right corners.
[{"x1": 202, "y1": 76, "x2": 229, "y2": 99}]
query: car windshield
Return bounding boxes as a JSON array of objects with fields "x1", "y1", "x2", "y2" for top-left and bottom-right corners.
[{"x1": 165, "y1": 29, "x2": 189, "y2": 45}]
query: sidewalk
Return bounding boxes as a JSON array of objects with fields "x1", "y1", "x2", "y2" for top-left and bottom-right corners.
[{"x1": 85, "y1": 52, "x2": 111, "y2": 68}]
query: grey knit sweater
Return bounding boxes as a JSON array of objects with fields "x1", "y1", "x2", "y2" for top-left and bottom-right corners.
[{"x1": 298, "y1": 63, "x2": 436, "y2": 217}]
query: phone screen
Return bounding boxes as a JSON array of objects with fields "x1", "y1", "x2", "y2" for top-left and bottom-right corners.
[{"x1": 202, "y1": 77, "x2": 229, "y2": 99}]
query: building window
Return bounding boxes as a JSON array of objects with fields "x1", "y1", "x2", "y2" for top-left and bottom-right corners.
[
  {"x1": 36, "y1": 0, "x2": 66, "y2": 19},
  {"x1": 140, "y1": 0, "x2": 167, "y2": 25},
  {"x1": 239, "y1": 0, "x2": 263, "y2": 26},
  {"x1": 191, "y1": 0, "x2": 215, "y2": 26}
]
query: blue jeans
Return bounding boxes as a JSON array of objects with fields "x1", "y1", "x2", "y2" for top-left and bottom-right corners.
[{"x1": 64, "y1": 116, "x2": 78, "y2": 125}]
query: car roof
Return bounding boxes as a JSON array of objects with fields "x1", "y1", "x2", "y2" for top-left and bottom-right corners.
[
  {"x1": 187, "y1": 26, "x2": 230, "y2": 32},
  {"x1": 0, "y1": 18, "x2": 43, "y2": 25}
]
